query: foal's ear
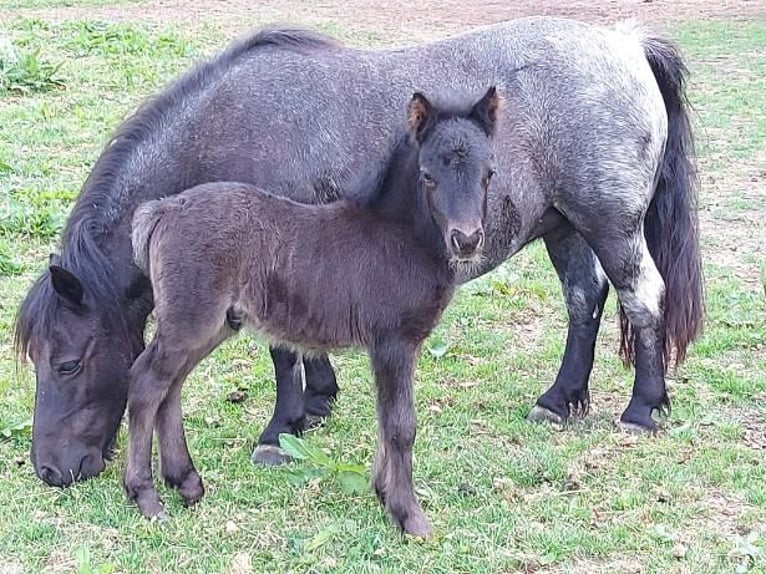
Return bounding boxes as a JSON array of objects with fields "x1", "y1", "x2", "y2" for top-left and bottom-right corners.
[
  {"x1": 49, "y1": 264, "x2": 84, "y2": 306},
  {"x1": 469, "y1": 86, "x2": 503, "y2": 137},
  {"x1": 408, "y1": 92, "x2": 435, "y2": 142}
]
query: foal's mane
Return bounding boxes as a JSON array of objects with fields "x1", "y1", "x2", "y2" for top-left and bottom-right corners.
[{"x1": 14, "y1": 27, "x2": 339, "y2": 359}]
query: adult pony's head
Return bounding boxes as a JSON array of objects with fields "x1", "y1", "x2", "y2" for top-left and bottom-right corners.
[
  {"x1": 15, "y1": 227, "x2": 145, "y2": 487},
  {"x1": 407, "y1": 86, "x2": 501, "y2": 263}
]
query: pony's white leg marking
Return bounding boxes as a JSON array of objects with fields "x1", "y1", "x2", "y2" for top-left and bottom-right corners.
[{"x1": 619, "y1": 243, "x2": 664, "y2": 329}]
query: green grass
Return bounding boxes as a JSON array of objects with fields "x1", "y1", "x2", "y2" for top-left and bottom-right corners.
[{"x1": 1, "y1": 12, "x2": 765, "y2": 574}]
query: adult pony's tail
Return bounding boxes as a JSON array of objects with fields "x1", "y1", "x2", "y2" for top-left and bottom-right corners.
[
  {"x1": 620, "y1": 31, "x2": 705, "y2": 370},
  {"x1": 132, "y1": 199, "x2": 171, "y2": 275}
]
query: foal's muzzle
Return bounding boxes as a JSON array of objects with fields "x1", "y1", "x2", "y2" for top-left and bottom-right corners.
[{"x1": 449, "y1": 227, "x2": 485, "y2": 259}]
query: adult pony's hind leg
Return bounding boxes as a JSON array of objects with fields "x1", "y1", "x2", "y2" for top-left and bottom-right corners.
[
  {"x1": 370, "y1": 337, "x2": 431, "y2": 538},
  {"x1": 586, "y1": 229, "x2": 669, "y2": 433},
  {"x1": 528, "y1": 226, "x2": 609, "y2": 424},
  {"x1": 252, "y1": 347, "x2": 306, "y2": 466}
]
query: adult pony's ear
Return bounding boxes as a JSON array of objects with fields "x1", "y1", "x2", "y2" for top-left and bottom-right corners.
[
  {"x1": 49, "y1": 263, "x2": 84, "y2": 306},
  {"x1": 408, "y1": 92, "x2": 435, "y2": 142},
  {"x1": 469, "y1": 86, "x2": 503, "y2": 137}
]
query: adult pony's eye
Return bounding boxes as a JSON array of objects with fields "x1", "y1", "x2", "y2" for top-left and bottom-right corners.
[{"x1": 57, "y1": 359, "x2": 82, "y2": 377}]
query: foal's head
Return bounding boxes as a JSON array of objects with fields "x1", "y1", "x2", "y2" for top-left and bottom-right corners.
[{"x1": 408, "y1": 86, "x2": 501, "y2": 263}]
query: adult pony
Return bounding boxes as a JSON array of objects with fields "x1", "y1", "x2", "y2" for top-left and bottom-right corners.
[{"x1": 15, "y1": 16, "x2": 703, "y2": 486}]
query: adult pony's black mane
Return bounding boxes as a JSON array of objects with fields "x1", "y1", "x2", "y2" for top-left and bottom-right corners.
[{"x1": 14, "y1": 27, "x2": 339, "y2": 360}]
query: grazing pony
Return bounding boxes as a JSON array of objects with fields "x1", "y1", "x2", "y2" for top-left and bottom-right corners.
[
  {"x1": 16, "y1": 18, "x2": 703, "y2": 487},
  {"x1": 124, "y1": 88, "x2": 501, "y2": 537}
]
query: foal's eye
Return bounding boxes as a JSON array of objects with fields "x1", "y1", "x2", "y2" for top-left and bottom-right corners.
[
  {"x1": 57, "y1": 359, "x2": 82, "y2": 377},
  {"x1": 421, "y1": 171, "x2": 436, "y2": 187},
  {"x1": 483, "y1": 169, "x2": 497, "y2": 188}
]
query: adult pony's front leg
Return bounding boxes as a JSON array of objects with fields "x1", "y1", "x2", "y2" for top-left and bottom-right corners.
[
  {"x1": 303, "y1": 354, "x2": 338, "y2": 425},
  {"x1": 253, "y1": 349, "x2": 339, "y2": 466},
  {"x1": 370, "y1": 337, "x2": 431, "y2": 538},
  {"x1": 528, "y1": 227, "x2": 609, "y2": 424},
  {"x1": 252, "y1": 347, "x2": 306, "y2": 466}
]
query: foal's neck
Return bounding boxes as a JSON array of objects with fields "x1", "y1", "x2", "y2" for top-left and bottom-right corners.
[{"x1": 368, "y1": 138, "x2": 446, "y2": 262}]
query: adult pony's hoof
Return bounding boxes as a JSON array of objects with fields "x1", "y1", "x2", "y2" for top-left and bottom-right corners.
[
  {"x1": 527, "y1": 405, "x2": 563, "y2": 425},
  {"x1": 251, "y1": 444, "x2": 292, "y2": 466},
  {"x1": 304, "y1": 413, "x2": 326, "y2": 429},
  {"x1": 615, "y1": 420, "x2": 658, "y2": 435}
]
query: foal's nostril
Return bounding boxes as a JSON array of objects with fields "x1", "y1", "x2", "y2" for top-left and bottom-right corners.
[
  {"x1": 39, "y1": 465, "x2": 64, "y2": 486},
  {"x1": 451, "y1": 230, "x2": 463, "y2": 251},
  {"x1": 475, "y1": 229, "x2": 485, "y2": 249}
]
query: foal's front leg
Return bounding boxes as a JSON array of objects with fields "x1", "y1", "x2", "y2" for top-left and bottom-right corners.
[{"x1": 370, "y1": 337, "x2": 431, "y2": 538}]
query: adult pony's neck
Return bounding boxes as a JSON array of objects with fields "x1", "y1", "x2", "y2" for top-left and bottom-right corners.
[{"x1": 14, "y1": 27, "x2": 340, "y2": 360}]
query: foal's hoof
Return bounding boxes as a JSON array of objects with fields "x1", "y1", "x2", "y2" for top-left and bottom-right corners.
[
  {"x1": 135, "y1": 491, "x2": 166, "y2": 520},
  {"x1": 177, "y1": 472, "x2": 205, "y2": 507},
  {"x1": 251, "y1": 444, "x2": 292, "y2": 467},
  {"x1": 402, "y1": 513, "x2": 433, "y2": 539},
  {"x1": 527, "y1": 405, "x2": 563, "y2": 425}
]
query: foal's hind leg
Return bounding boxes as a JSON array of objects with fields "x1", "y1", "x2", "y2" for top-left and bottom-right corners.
[
  {"x1": 156, "y1": 329, "x2": 229, "y2": 507},
  {"x1": 585, "y1": 231, "x2": 668, "y2": 432},
  {"x1": 528, "y1": 226, "x2": 609, "y2": 424},
  {"x1": 370, "y1": 337, "x2": 431, "y2": 538},
  {"x1": 123, "y1": 338, "x2": 186, "y2": 518},
  {"x1": 156, "y1": 378, "x2": 204, "y2": 507}
]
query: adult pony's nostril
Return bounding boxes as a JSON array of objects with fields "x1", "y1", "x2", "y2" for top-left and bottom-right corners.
[{"x1": 39, "y1": 465, "x2": 64, "y2": 486}]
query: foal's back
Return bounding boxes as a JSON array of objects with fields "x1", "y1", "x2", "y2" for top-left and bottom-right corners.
[{"x1": 135, "y1": 183, "x2": 452, "y2": 352}]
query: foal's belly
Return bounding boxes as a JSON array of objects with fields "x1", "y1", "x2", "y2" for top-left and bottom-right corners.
[{"x1": 240, "y1": 308, "x2": 365, "y2": 359}]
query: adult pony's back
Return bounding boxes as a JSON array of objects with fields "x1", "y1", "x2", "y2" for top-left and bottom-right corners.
[{"x1": 15, "y1": 17, "x2": 703, "y2": 486}]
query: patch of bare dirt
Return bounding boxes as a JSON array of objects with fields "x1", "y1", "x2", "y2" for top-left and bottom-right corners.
[{"x1": 3, "y1": 0, "x2": 766, "y2": 44}]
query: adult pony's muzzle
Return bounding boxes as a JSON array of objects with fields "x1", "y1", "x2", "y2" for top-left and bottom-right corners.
[
  {"x1": 449, "y1": 226, "x2": 485, "y2": 259},
  {"x1": 34, "y1": 445, "x2": 106, "y2": 487}
]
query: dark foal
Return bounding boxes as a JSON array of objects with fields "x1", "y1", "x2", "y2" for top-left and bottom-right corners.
[{"x1": 124, "y1": 87, "x2": 501, "y2": 537}]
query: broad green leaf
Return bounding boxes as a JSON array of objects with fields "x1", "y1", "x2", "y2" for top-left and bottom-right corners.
[
  {"x1": 427, "y1": 337, "x2": 449, "y2": 358},
  {"x1": 278, "y1": 433, "x2": 310, "y2": 460},
  {"x1": 337, "y1": 471, "x2": 368, "y2": 495},
  {"x1": 305, "y1": 524, "x2": 341, "y2": 551}
]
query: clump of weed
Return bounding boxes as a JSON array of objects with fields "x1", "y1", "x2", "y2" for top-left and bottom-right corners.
[{"x1": 0, "y1": 36, "x2": 65, "y2": 95}]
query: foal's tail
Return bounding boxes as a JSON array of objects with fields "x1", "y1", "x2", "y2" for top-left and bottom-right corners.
[
  {"x1": 620, "y1": 32, "x2": 705, "y2": 369},
  {"x1": 132, "y1": 199, "x2": 171, "y2": 275}
]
